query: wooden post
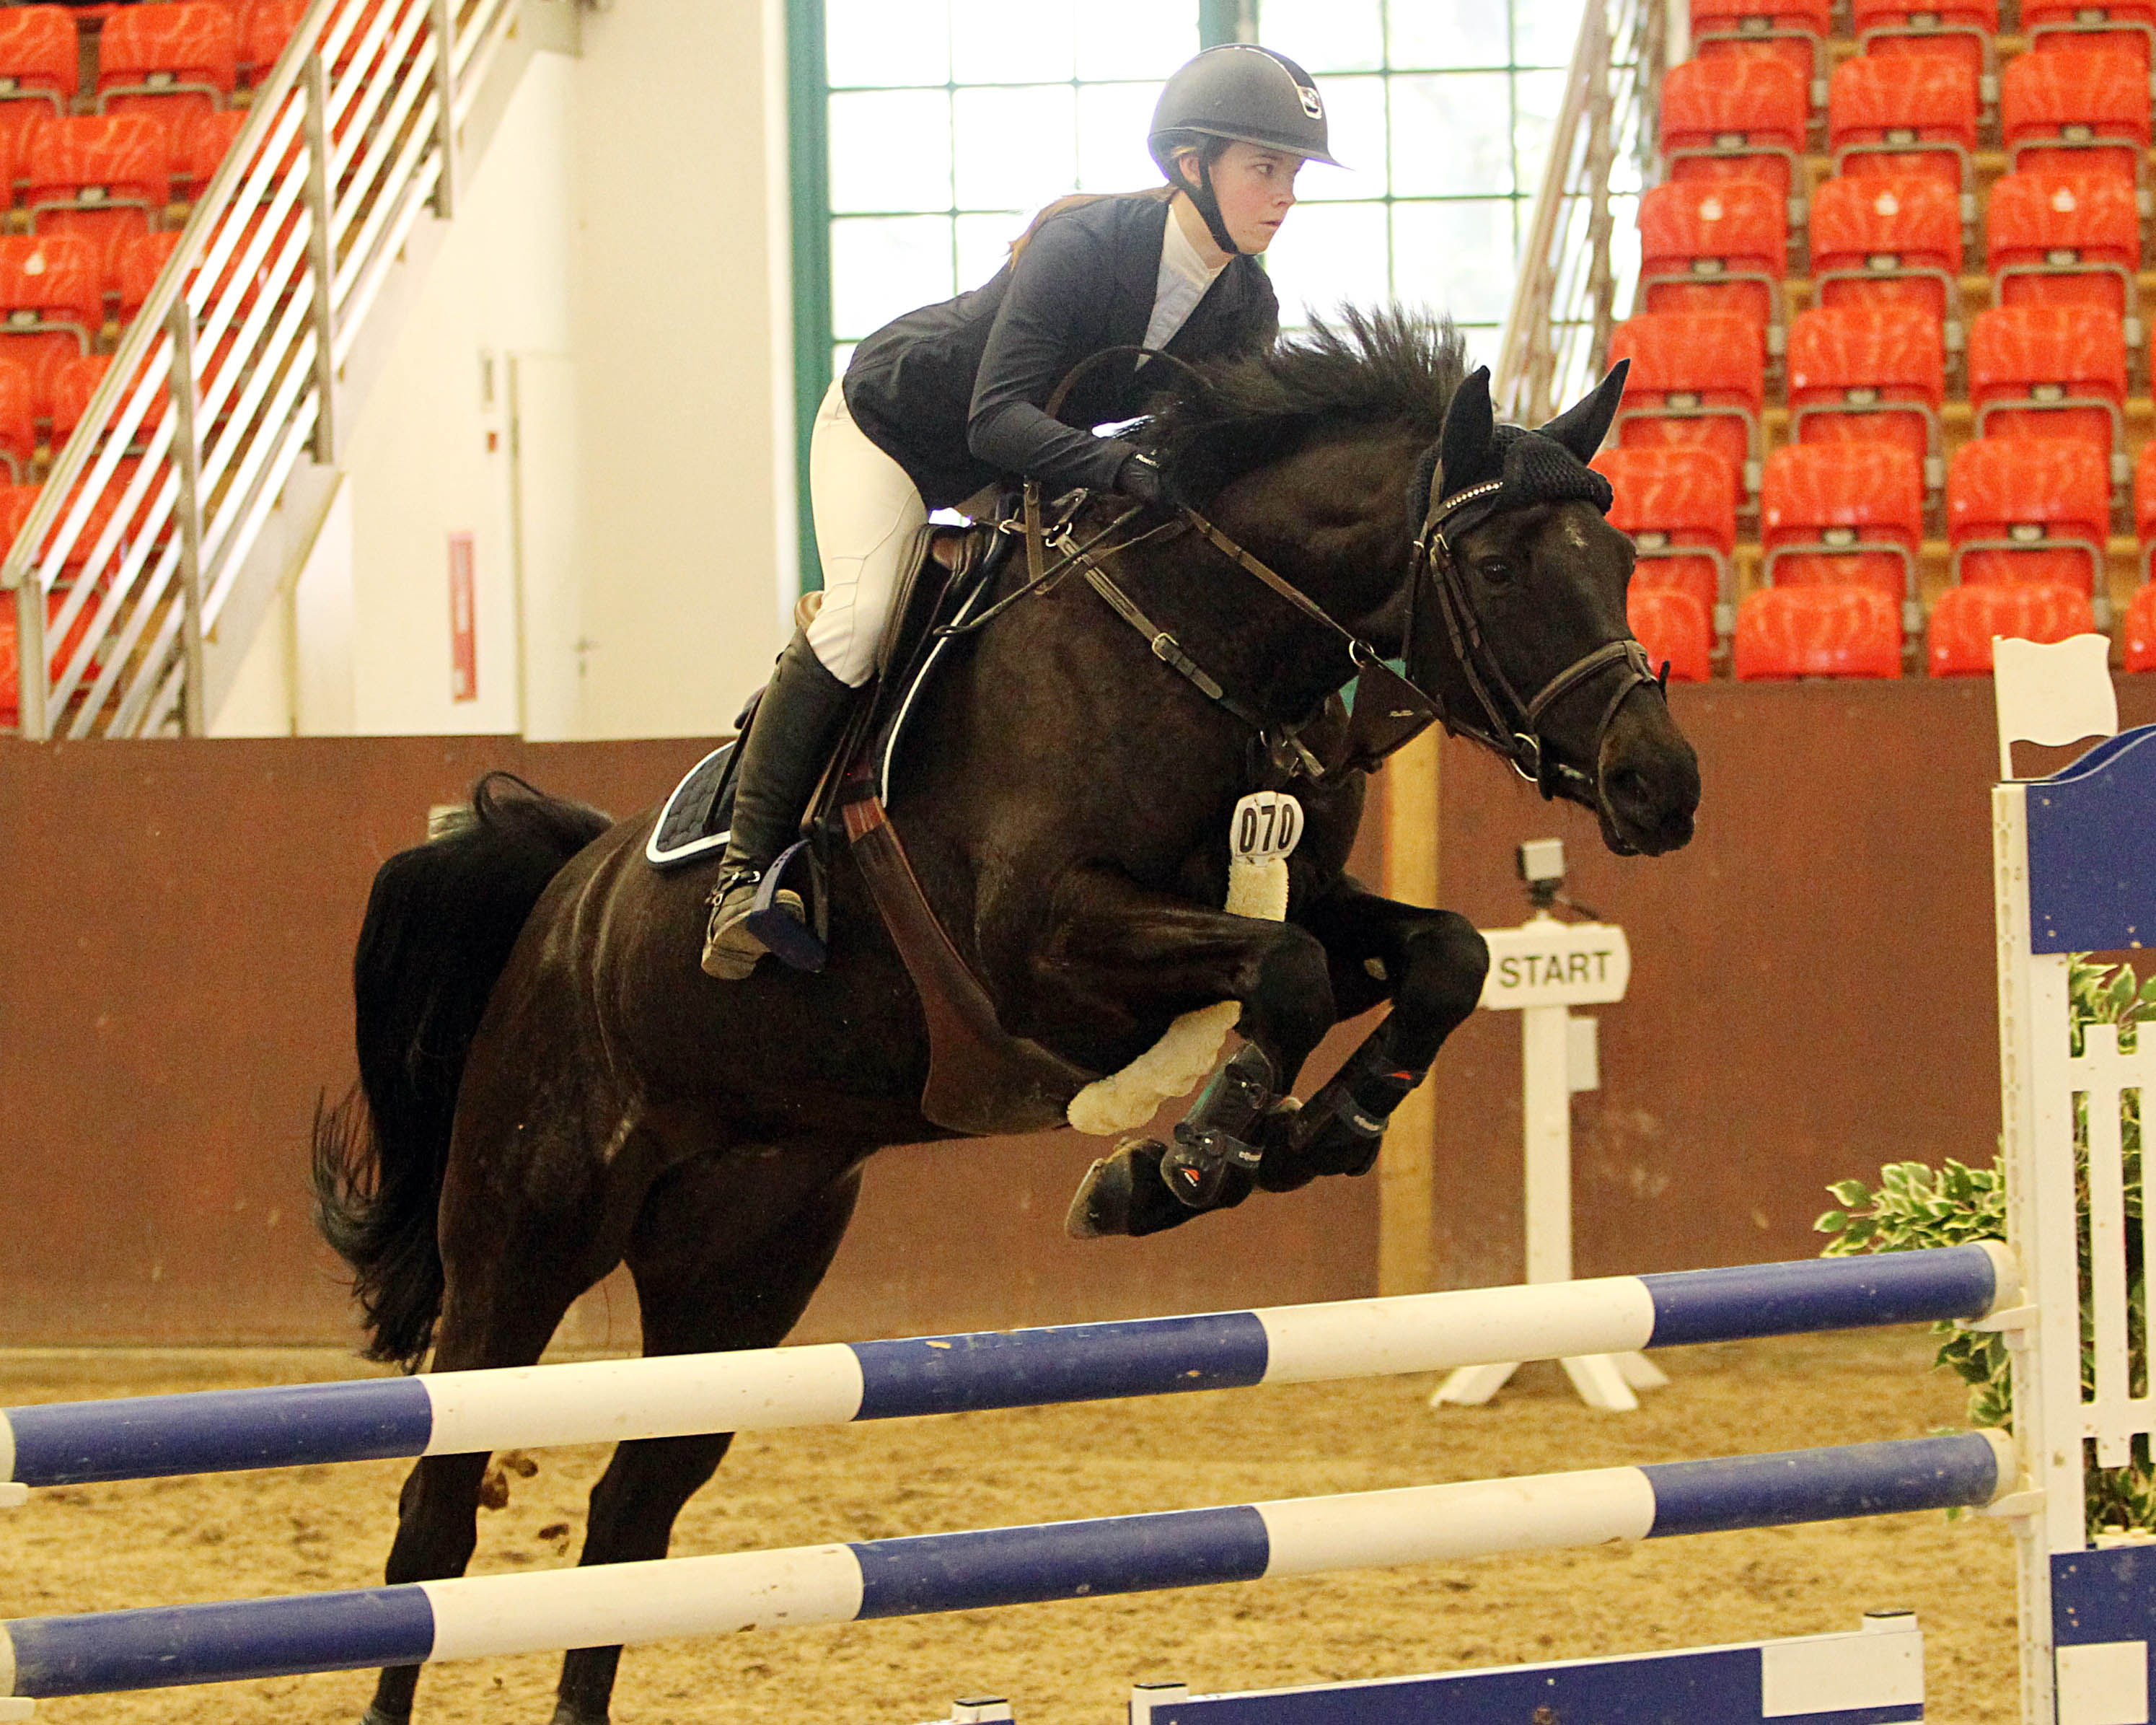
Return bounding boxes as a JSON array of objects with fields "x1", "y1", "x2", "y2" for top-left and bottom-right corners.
[{"x1": 1378, "y1": 729, "x2": 1441, "y2": 1296}]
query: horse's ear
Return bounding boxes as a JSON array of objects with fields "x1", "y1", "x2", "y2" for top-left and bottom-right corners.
[
  {"x1": 1438, "y1": 366, "x2": 1497, "y2": 492},
  {"x1": 1539, "y1": 359, "x2": 1629, "y2": 462}
]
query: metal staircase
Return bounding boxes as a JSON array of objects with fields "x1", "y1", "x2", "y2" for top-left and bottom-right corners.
[
  {"x1": 3, "y1": 0, "x2": 535, "y2": 738},
  {"x1": 1495, "y1": 0, "x2": 1673, "y2": 426}
]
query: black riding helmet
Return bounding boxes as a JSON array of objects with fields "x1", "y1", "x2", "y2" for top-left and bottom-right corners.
[{"x1": 1148, "y1": 45, "x2": 1339, "y2": 256}]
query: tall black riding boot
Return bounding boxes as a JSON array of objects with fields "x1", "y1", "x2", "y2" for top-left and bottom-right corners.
[{"x1": 700, "y1": 631, "x2": 857, "y2": 980}]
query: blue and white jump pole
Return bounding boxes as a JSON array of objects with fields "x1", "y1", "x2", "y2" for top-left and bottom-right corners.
[
  {"x1": 0, "y1": 1430, "x2": 2015, "y2": 1698},
  {"x1": 0, "y1": 1243, "x2": 2014, "y2": 1489}
]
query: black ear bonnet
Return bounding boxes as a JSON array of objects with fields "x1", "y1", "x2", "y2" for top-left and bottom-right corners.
[
  {"x1": 1416, "y1": 361, "x2": 1628, "y2": 543},
  {"x1": 1413, "y1": 426, "x2": 1615, "y2": 543}
]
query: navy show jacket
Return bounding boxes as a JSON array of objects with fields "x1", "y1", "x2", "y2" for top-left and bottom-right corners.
[{"x1": 841, "y1": 193, "x2": 1280, "y2": 509}]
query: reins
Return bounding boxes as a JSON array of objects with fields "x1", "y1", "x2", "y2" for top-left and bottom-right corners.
[{"x1": 951, "y1": 346, "x2": 1668, "y2": 801}]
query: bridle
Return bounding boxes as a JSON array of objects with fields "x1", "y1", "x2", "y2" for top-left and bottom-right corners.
[
  {"x1": 1407, "y1": 463, "x2": 1671, "y2": 804},
  {"x1": 992, "y1": 346, "x2": 1671, "y2": 807}
]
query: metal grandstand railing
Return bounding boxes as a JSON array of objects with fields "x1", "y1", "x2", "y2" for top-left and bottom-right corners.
[
  {"x1": 1493, "y1": 0, "x2": 1675, "y2": 426},
  {"x1": 2, "y1": 0, "x2": 520, "y2": 739}
]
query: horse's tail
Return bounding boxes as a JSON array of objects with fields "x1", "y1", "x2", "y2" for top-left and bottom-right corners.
[{"x1": 310, "y1": 772, "x2": 612, "y2": 1371}]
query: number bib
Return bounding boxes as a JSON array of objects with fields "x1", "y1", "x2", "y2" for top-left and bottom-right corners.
[{"x1": 1231, "y1": 791, "x2": 1304, "y2": 866}]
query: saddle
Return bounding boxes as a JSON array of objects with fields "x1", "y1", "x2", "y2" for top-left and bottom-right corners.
[{"x1": 644, "y1": 518, "x2": 1013, "y2": 872}]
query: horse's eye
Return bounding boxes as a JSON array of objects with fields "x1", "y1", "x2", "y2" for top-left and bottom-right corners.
[{"x1": 1477, "y1": 558, "x2": 1514, "y2": 584}]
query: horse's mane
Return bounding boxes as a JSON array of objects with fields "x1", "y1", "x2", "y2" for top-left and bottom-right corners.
[{"x1": 1143, "y1": 307, "x2": 1471, "y2": 503}]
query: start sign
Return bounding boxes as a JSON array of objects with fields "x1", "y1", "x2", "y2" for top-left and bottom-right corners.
[{"x1": 1477, "y1": 917, "x2": 1630, "y2": 1009}]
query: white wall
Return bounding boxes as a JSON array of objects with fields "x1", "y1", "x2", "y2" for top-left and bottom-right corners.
[
  {"x1": 338, "y1": 49, "x2": 578, "y2": 735},
  {"x1": 561, "y1": 0, "x2": 793, "y2": 737},
  {"x1": 254, "y1": 1, "x2": 796, "y2": 740}
]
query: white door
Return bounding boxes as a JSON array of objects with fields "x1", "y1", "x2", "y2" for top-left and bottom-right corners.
[{"x1": 509, "y1": 351, "x2": 584, "y2": 739}]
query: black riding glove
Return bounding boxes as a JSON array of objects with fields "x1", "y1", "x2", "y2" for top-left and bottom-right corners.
[{"x1": 1115, "y1": 449, "x2": 1173, "y2": 509}]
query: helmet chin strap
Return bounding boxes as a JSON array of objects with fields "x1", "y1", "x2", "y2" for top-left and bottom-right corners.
[{"x1": 1178, "y1": 157, "x2": 1243, "y2": 256}]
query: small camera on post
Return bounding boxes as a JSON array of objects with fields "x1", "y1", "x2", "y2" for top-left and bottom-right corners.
[
  {"x1": 1516, "y1": 837, "x2": 1565, "y2": 913},
  {"x1": 1515, "y1": 836, "x2": 1601, "y2": 921}
]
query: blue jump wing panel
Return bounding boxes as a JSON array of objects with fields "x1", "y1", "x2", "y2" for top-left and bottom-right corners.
[
  {"x1": 2025, "y1": 725, "x2": 2156, "y2": 954},
  {"x1": 1151, "y1": 1644, "x2": 1919, "y2": 1724}
]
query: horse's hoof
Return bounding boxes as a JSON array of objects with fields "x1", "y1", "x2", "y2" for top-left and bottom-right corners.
[
  {"x1": 547, "y1": 1705, "x2": 607, "y2": 1725},
  {"x1": 1066, "y1": 1139, "x2": 1199, "y2": 1238},
  {"x1": 360, "y1": 1707, "x2": 412, "y2": 1725}
]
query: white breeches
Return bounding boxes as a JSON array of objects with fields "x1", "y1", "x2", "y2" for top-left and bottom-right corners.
[{"x1": 806, "y1": 379, "x2": 929, "y2": 688}]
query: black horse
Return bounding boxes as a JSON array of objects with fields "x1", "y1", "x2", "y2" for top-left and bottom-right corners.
[{"x1": 312, "y1": 312, "x2": 1699, "y2": 1725}]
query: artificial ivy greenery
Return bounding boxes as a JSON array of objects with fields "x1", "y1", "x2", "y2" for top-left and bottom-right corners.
[{"x1": 1814, "y1": 954, "x2": 2156, "y2": 1537}]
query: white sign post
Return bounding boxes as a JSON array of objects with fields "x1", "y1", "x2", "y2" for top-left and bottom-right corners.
[{"x1": 1431, "y1": 912, "x2": 1668, "y2": 1413}]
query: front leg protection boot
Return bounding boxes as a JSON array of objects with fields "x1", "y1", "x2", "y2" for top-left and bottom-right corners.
[
  {"x1": 1159, "y1": 1043, "x2": 1276, "y2": 1209},
  {"x1": 1285, "y1": 1029, "x2": 1429, "y2": 1179}
]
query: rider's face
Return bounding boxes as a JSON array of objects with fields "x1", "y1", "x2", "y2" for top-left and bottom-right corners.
[{"x1": 1183, "y1": 143, "x2": 1304, "y2": 255}]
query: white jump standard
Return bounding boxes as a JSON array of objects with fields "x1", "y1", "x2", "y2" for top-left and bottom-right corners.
[{"x1": 1436, "y1": 834, "x2": 1660, "y2": 1410}]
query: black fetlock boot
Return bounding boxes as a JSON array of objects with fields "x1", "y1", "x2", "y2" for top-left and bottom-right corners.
[
  {"x1": 1272, "y1": 1025, "x2": 1430, "y2": 1186},
  {"x1": 1158, "y1": 1043, "x2": 1276, "y2": 1208},
  {"x1": 701, "y1": 631, "x2": 856, "y2": 980}
]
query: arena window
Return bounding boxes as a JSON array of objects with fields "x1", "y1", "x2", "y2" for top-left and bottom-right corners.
[{"x1": 786, "y1": 0, "x2": 1589, "y2": 581}]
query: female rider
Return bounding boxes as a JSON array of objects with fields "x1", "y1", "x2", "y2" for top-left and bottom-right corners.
[{"x1": 704, "y1": 43, "x2": 1336, "y2": 979}]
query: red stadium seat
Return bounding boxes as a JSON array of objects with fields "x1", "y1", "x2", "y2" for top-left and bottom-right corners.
[
  {"x1": 1927, "y1": 581, "x2": 2100, "y2": 674},
  {"x1": 1987, "y1": 170, "x2": 2142, "y2": 344},
  {"x1": 0, "y1": 7, "x2": 77, "y2": 170},
  {"x1": 1967, "y1": 304, "x2": 2129, "y2": 473},
  {"x1": 1785, "y1": 304, "x2": 1946, "y2": 471},
  {"x1": 2001, "y1": 47, "x2": 2151, "y2": 180},
  {"x1": 1947, "y1": 437, "x2": 2110, "y2": 596},
  {"x1": 1689, "y1": 0, "x2": 1829, "y2": 94},
  {"x1": 2135, "y1": 441, "x2": 2156, "y2": 580},
  {"x1": 49, "y1": 350, "x2": 105, "y2": 442},
  {"x1": 24, "y1": 116, "x2": 170, "y2": 276},
  {"x1": 48, "y1": 351, "x2": 170, "y2": 447},
  {"x1": 0, "y1": 354, "x2": 34, "y2": 480},
  {"x1": 1637, "y1": 179, "x2": 1787, "y2": 339},
  {"x1": 2126, "y1": 578, "x2": 2156, "y2": 670},
  {"x1": 114, "y1": 230, "x2": 180, "y2": 321},
  {"x1": 1852, "y1": 0, "x2": 1998, "y2": 83},
  {"x1": 0, "y1": 522, "x2": 99, "y2": 729},
  {"x1": 0, "y1": 234, "x2": 100, "y2": 405},
  {"x1": 96, "y1": 4, "x2": 237, "y2": 163},
  {"x1": 1659, "y1": 57, "x2": 1809, "y2": 203},
  {"x1": 1594, "y1": 447, "x2": 1738, "y2": 623},
  {"x1": 1761, "y1": 441, "x2": 1924, "y2": 610},
  {"x1": 175, "y1": 107, "x2": 245, "y2": 203},
  {"x1": 239, "y1": 0, "x2": 306, "y2": 84},
  {"x1": 1606, "y1": 312, "x2": 1765, "y2": 491},
  {"x1": 1628, "y1": 586, "x2": 1715, "y2": 682},
  {"x1": 2024, "y1": 0, "x2": 2156, "y2": 67},
  {"x1": 1808, "y1": 175, "x2": 1964, "y2": 325},
  {"x1": 1735, "y1": 584, "x2": 1904, "y2": 678},
  {"x1": 0, "y1": 475, "x2": 118, "y2": 719},
  {"x1": 1829, "y1": 53, "x2": 1980, "y2": 190}
]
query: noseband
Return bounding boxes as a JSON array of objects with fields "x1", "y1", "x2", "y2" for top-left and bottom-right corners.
[{"x1": 1408, "y1": 472, "x2": 1670, "y2": 804}]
